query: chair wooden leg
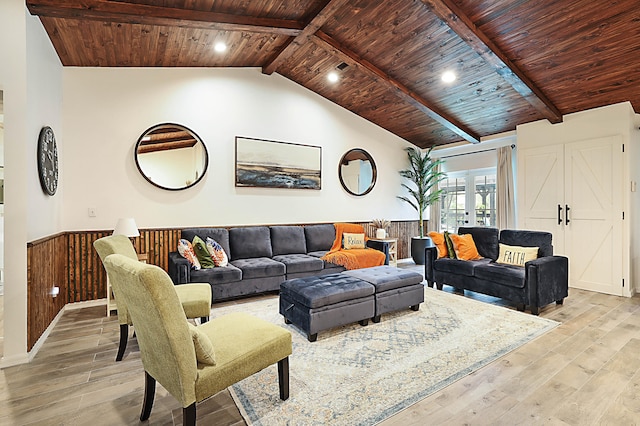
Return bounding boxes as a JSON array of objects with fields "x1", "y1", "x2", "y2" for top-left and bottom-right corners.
[
  {"x1": 200, "y1": 316, "x2": 209, "y2": 324},
  {"x1": 140, "y1": 371, "x2": 156, "y2": 421},
  {"x1": 183, "y1": 403, "x2": 196, "y2": 426},
  {"x1": 116, "y1": 324, "x2": 128, "y2": 361},
  {"x1": 278, "y1": 357, "x2": 290, "y2": 401}
]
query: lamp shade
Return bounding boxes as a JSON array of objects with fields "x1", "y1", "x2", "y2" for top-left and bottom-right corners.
[{"x1": 113, "y1": 218, "x2": 140, "y2": 237}]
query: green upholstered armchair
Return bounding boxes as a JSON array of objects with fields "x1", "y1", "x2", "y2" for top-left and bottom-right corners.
[
  {"x1": 103, "y1": 254, "x2": 292, "y2": 425},
  {"x1": 94, "y1": 235, "x2": 212, "y2": 361}
]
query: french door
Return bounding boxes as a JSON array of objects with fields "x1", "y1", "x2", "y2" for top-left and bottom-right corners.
[{"x1": 440, "y1": 168, "x2": 496, "y2": 233}]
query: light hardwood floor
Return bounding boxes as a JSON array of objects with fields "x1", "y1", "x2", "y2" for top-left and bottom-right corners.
[{"x1": 2, "y1": 274, "x2": 640, "y2": 425}]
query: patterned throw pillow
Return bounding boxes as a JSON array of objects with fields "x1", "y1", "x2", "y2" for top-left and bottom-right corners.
[
  {"x1": 206, "y1": 237, "x2": 229, "y2": 267},
  {"x1": 443, "y1": 231, "x2": 457, "y2": 259},
  {"x1": 343, "y1": 233, "x2": 366, "y2": 249},
  {"x1": 192, "y1": 236, "x2": 215, "y2": 269},
  {"x1": 177, "y1": 239, "x2": 201, "y2": 270},
  {"x1": 496, "y1": 243, "x2": 538, "y2": 267}
]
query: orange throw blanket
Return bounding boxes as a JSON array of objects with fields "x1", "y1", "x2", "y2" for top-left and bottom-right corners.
[{"x1": 321, "y1": 223, "x2": 386, "y2": 270}]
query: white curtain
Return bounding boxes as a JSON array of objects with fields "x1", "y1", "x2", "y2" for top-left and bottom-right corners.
[
  {"x1": 429, "y1": 162, "x2": 441, "y2": 232},
  {"x1": 497, "y1": 146, "x2": 515, "y2": 230}
]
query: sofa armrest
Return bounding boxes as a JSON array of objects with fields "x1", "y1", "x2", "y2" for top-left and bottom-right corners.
[
  {"x1": 525, "y1": 255, "x2": 569, "y2": 314},
  {"x1": 168, "y1": 252, "x2": 191, "y2": 284},
  {"x1": 366, "y1": 240, "x2": 390, "y2": 265},
  {"x1": 424, "y1": 246, "x2": 438, "y2": 285}
]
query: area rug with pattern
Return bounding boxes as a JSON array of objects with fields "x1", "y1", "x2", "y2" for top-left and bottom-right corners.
[{"x1": 217, "y1": 286, "x2": 558, "y2": 426}]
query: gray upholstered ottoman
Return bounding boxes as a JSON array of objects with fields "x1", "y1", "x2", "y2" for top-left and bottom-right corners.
[
  {"x1": 343, "y1": 266, "x2": 424, "y2": 322},
  {"x1": 279, "y1": 273, "x2": 375, "y2": 342}
]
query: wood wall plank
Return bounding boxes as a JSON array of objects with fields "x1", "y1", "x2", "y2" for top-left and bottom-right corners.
[{"x1": 27, "y1": 233, "x2": 67, "y2": 351}]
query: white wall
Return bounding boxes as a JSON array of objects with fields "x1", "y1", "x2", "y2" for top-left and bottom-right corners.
[
  {"x1": 62, "y1": 68, "x2": 416, "y2": 231},
  {"x1": 0, "y1": 1, "x2": 64, "y2": 366}
]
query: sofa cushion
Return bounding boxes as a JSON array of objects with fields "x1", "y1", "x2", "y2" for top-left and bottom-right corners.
[
  {"x1": 474, "y1": 262, "x2": 526, "y2": 289},
  {"x1": 496, "y1": 243, "x2": 538, "y2": 267},
  {"x1": 206, "y1": 237, "x2": 229, "y2": 267},
  {"x1": 458, "y1": 227, "x2": 499, "y2": 260},
  {"x1": 304, "y1": 224, "x2": 336, "y2": 253},
  {"x1": 190, "y1": 264, "x2": 242, "y2": 284},
  {"x1": 343, "y1": 233, "x2": 365, "y2": 249},
  {"x1": 177, "y1": 239, "x2": 201, "y2": 270},
  {"x1": 229, "y1": 226, "x2": 272, "y2": 260},
  {"x1": 182, "y1": 228, "x2": 231, "y2": 260},
  {"x1": 273, "y1": 254, "x2": 324, "y2": 274},
  {"x1": 444, "y1": 232, "x2": 457, "y2": 259},
  {"x1": 231, "y1": 257, "x2": 285, "y2": 279},
  {"x1": 450, "y1": 233, "x2": 482, "y2": 261},
  {"x1": 192, "y1": 236, "x2": 215, "y2": 269},
  {"x1": 433, "y1": 258, "x2": 491, "y2": 277},
  {"x1": 270, "y1": 226, "x2": 307, "y2": 255},
  {"x1": 500, "y1": 229, "x2": 553, "y2": 257},
  {"x1": 428, "y1": 231, "x2": 448, "y2": 258}
]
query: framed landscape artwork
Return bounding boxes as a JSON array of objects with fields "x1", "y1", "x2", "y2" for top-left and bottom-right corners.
[{"x1": 235, "y1": 137, "x2": 322, "y2": 190}]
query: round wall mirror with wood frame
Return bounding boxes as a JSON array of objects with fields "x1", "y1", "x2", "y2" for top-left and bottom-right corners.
[
  {"x1": 134, "y1": 123, "x2": 208, "y2": 191},
  {"x1": 338, "y1": 148, "x2": 377, "y2": 196}
]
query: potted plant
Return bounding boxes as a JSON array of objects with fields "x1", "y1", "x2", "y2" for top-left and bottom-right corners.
[{"x1": 398, "y1": 146, "x2": 446, "y2": 264}]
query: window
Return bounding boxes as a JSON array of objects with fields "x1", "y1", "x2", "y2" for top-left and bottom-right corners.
[{"x1": 440, "y1": 168, "x2": 496, "y2": 233}]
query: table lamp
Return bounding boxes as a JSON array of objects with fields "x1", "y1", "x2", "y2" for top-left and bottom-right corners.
[{"x1": 113, "y1": 218, "x2": 140, "y2": 237}]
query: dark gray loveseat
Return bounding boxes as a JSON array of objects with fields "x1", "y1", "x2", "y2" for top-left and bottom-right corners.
[
  {"x1": 424, "y1": 227, "x2": 568, "y2": 314},
  {"x1": 168, "y1": 224, "x2": 389, "y2": 302}
]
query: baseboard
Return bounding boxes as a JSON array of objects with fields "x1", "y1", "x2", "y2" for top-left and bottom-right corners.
[
  {"x1": 0, "y1": 306, "x2": 65, "y2": 369},
  {"x1": 0, "y1": 352, "x2": 30, "y2": 368},
  {"x1": 0, "y1": 298, "x2": 107, "y2": 369}
]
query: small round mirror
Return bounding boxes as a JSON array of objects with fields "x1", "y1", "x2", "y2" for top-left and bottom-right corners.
[
  {"x1": 134, "y1": 123, "x2": 208, "y2": 191},
  {"x1": 338, "y1": 148, "x2": 377, "y2": 196}
]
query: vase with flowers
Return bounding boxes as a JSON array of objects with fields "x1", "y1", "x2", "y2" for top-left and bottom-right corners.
[{"x1": 371, "y1": 218, "x2": 390, "y2": 239}]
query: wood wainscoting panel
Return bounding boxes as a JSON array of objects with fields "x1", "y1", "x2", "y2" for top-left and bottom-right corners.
[
  {"x1": 66, "y1": 228, "x2": 182, "y2": 305},
  {"x1": 27, "y1": 233, "x2": 68, "y2": 351},
  {"x1": 63, "y1": 222, "x2": 421, "y2": 306}
]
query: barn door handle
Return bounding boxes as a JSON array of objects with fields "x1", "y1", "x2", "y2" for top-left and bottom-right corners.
[
  {"x1": 557, "y1": 204, "x2": 563, "y2": 225},
  {"x1": 565, "y1": 204, "x2": 570, "y2": 225}
]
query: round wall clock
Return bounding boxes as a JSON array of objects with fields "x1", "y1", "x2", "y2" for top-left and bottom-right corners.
[{"x1": 37, "y1": 126, "x2": 59, "y2": 196}]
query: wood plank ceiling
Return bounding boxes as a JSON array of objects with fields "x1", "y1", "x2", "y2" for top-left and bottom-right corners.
[{"x1": 26, "y1": 0, "x2": 640, "y2": 148}]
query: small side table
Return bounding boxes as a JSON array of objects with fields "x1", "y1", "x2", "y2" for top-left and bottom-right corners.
[
  {"x1": 369, "y1": 238, "x2": 398, "y2": 267},
  {"x1": 107, "y1": 253, "x2": 148, "y2": 317}
]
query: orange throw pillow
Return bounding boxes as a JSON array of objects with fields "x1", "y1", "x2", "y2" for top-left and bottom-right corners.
[
  {"x1": 428, "y1": 231, "x2": 448, "y2": 259},
  {"x1": 450, "y1": 234, "x2": 483, "y2": 261}
]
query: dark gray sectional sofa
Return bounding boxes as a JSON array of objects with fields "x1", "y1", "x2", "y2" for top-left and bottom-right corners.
[
  {"x1": 168, "y1": 224, "x2": 389, "y2": 302},
  {"x1": 424, "y1": 227, "x2": 568, "y2": 315}
]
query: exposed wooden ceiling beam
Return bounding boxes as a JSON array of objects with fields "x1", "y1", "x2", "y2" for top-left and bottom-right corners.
[
  {"x1": 26, "y1": 0, "x2": 304, "y2": 36},
  {"x1": 421, "y1": 0, "x2": 562, "y2": 124},
  {"x1": 262, "y1": 0, "x2": 349, "y2": 75},
  {"x1": 314, "y1": 31, "x2": 480, "y2": 144}
]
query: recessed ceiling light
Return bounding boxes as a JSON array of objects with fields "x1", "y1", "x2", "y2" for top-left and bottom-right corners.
[
  {"x1": 214, "y1": 42, "x2": 227, "y2": 53},
  {"x1": 441, "y1": 71, "x2": 456, "y2": 83},
  {"x1": 328, "y1": 72, "x2": 339, "y2": 83}
]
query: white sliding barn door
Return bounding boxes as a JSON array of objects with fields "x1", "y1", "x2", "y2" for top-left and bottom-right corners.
[
  {"x1": 519, "y1": 136, "x2": 624, "y2": 296},
  {"x1": 564, "y1": 137, "x2": 623, "y2": 294},
  {"x1": 519, "y1": 145, "x2": 565, "y2": 253}
]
